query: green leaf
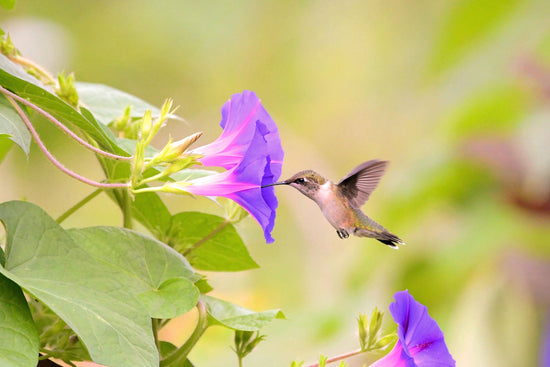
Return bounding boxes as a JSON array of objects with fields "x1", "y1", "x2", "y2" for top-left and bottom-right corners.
[
  {"x1": 167, "y1": 212, "x2": 259, "y2": 272},
  {"x1": 0, "y1": 94, "x2": 30, "y2": 154},
  {"x1": 0, "y1": 0, "x2": 16, "y2": 10},
  {"x1": 429, "y1": 0, "x2": 523, "y2": 74},
  {"x1": 136, "y1": 277, "x2": 199, "y2": 319},
  {"x1": 0, "y1": 53, "x2": 39, "y2": 87},
  {"x1": 0, "y1": 274, "x2": 39, "y2": 367},
  {"x1": 0, "y1": 54, "x2": 125, "y2": 154},
  {"x1": 201, "y1": 294, "x2": 285, "y2": 331},
  {"x1": 159, "y1": 341, "x2": 177, "y2": 358},
  {"x1": 66, "y1": 226, "x2": 200, "y2": 309},
  {"x1": 132, "y1": 192, "x2": 172, "y2": 239},
  {"x1": 0, "y1": 201, "x2": 200, "y2": 367},
  {"x1": 76, "y1": 82, "x2": 163, "y2": 125},
  {"x1": 0, "y1": 134, "x2": 12, "y2": 163},
  {"x1": 194, "y1": 277, "x2": 213, "y2": 294},
  {"x1": 28, "y1": 299, "x2": 91, "y2": 363}
]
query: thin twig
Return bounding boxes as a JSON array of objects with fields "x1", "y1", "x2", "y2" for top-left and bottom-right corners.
[
  {"x1": 303, "y1": 349, "x2": 364, "y2": 367},
  {"x1": 56, "y1": 188, "x2": 103, "y2": 223},
  {"x1": 182, "y1": 220, "x2": 230, "y2": 256},
  {"x1": 6, "y1": 95, "x2": 128, "y2": 189}
]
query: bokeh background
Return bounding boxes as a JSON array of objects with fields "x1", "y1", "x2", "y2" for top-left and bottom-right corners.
[{"x1": 2, "y1": 1, "x2": 550, "y2": 366}]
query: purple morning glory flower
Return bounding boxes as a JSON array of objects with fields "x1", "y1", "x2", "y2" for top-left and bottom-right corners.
[
  {"x1": 371, "y1": 290, "x2": 456, "y2": 367},
  {"x1": 169, "y1": 120, "x2": 280, "y2": 243},
  {"x1": 192, "y1": 90, "x2": 283, "y2": 180}
]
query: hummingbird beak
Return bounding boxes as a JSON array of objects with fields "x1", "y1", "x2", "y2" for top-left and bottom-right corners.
[{"x1": 261, "y1": 180, "x2": 289, "y2": 188}]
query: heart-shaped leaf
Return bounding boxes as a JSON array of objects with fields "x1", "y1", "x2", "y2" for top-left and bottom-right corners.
[
  {"x1": 167, "y1": 212, "x2": 259, "y2": 272},
  {"x1": 76, "y1": 82, "x2": 162, "y2": 125},
  {"x1": 0, "y1": 274, "x2": 39, "y2": 367},
  {"x1": 0, "y1": 201, "x2": 200, "y2": 367}
]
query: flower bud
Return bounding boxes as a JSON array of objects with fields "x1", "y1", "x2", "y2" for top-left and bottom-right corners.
[
  {"x1": 140, "y1": 110, "x2": 153, "y2": 139},
  {"x1": 56, "y1": 72, "x2": 79, "y2": 107},
  {"x1": 163, "y1": 132, "x2": 203, "y2": 161},
  {"x1": 160, "y1": 98, "x2": 174, "y2": 120},
  {"x1": 113, "y1": 105, "x2": 132, "y2": 133},
  {"x1": 0, "y1": 33, "x2": 19, "y2": 57}
]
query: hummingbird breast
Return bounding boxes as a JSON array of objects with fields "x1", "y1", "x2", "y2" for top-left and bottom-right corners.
[{"x1": 314, "y1": 182, "x2": 358, "y2": 231}]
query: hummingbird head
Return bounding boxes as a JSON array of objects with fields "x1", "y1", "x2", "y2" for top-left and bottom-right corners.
[{"x1": 262, "y1": 170, "x2": 327, "y2": 200}]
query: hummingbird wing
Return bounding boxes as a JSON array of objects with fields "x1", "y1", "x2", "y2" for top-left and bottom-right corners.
[{"x1": 337, "y1": 160, "x2": 388, "y2": 208}]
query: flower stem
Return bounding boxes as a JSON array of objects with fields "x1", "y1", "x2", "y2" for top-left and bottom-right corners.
[
  {"x1": 122, "y1": 189, "x2": 133, "y2": 229},
  {"x1": 56, "y1": 188, "x2": 102, "y2": 224},
  {"x1": 152, "y1": 318, "x2": 161, "y2": 355},
  {"x1": 131, "y1": 186, "x2": 162, "y2": 194},
  {"x1": 0, "y1": 85, "x2": 132, "y2": 161},
  {"x1": 303, "y1": 349, "x2": 364, "y2": 367},
  {"x1": 160, "y1": 301, "x2": 208, "y2": 367},
  {"x1": 6, "y1": 95, "x2": 128, "y2": 189},
  {"x1": 135, "y1": 172, "x2": 167, "y2": 186},
  {"x1": 182, "y1": 221, "x2": 229, "y2": 256}
]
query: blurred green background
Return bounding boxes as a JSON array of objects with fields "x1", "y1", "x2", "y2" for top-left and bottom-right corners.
[{"x1": 2, "y1": 0, "x2": 550, "y2": 366}]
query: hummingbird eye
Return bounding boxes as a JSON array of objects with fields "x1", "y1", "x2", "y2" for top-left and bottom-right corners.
[{"x1": 295, "y1": 178, "x2": 306, "y2": 184}]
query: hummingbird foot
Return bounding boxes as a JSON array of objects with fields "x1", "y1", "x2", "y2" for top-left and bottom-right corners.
[{"x1": 337, "y1": 229, "x2": 349, "y2": 239}]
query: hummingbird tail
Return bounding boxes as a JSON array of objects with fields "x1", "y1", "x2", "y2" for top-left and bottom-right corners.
[
  {"x1": 376, "y1": 232, "x2": 405, "y2": 249},
  {"x1": 354, "y1": 215, "x2": 405, "y2": 249}
]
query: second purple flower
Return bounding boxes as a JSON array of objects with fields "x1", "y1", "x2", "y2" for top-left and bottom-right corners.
[{"x1": 371, "y1": 290, "x2": 456, "y2": 367}]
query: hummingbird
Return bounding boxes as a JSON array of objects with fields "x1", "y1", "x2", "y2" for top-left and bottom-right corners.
[{"x1": 263, "y1": 160, "x2": 405, "y2": 248}]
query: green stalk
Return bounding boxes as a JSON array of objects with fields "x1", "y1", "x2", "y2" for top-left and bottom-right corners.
[
  {"x1": 121, "y1": 189, "x2": 133, "y2": 229},
  {"x1": 160, "y1": 301, "x2": 208, "y2": 367},
  {"x1": 182, "y1": 221, "x2": 229, "y2": 256},
  {"x1": 56, "y1": 189, "x2": 102, "y2": 224},
  {"x1": 152, "y1": 318, "x2": 161, "y2": 354}
]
